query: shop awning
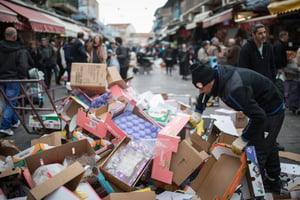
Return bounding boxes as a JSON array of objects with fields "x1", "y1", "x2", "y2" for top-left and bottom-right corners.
[
  {"x1": 239, "y1": 14, "x2": 278, "y2": 31},
  {"x1": 268, "y1": 0, "x2": 300, "y2": 14},
  {"x1": 186, "y1": 11, "x2": 212, "y2": 30},
  {"x1": 0, "y1": 0, "x2": 65, "y2": 33},
  {"x1": 167, "y1": 25, "x2": 180, "y2": 35},
  {"x1": 202, "y1": 8, "x2": 233, "y2": 28},
  {"x1": 0, "y1": 3, "x2": 18, "y2": 23}
]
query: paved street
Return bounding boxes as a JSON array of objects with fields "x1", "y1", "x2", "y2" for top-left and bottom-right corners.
[{"x1": 1, "y1": 65, "x2": 300, "y2": 157}]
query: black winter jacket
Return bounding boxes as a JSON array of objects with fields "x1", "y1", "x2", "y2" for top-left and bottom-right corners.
[
  {"x1": 238, "y1": 38, "x2": 276, "y2": 82},
  {"x1": 0, "y1": 40, "x2": 27, "y2": 80},
  {"x1": 196, "y1": 65, "x2": 284, "y2": 141},
  {"x1": 273, "y1": 39, "x2": 287, "y2": 70},
  {"x1": 116, "y1": 45, "x2": 129, "y2": 68}
]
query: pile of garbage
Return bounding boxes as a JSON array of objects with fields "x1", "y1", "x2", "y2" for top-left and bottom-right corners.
[{"x1": 0, "y1": 63, "x2": 299, "y2": 200}]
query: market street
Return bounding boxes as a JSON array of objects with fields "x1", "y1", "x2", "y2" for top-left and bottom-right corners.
[{"x1": 2, "y1": 65, "x2": 299, "y2": 157}]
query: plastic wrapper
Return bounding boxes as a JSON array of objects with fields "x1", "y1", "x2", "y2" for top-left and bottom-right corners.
[
  {"x1": 89, "y1": 92, "x2": 111, "y2": 111},
  {"x1": 0, "y1": 156, "x2": 14, "y2": 172},
  {"x1": 63, "y1": 153, "x2": 97, "y2": 177},
  {"x1": 32, "y1": 163, "x2": 65, "y2": 186},
  {"x1": 102, "y1": 139, "x2": 174, "y2": 186}
]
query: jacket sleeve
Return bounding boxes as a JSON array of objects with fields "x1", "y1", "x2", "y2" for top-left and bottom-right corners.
[
  {"x1": 229, "y1": 87, "x2": 266, "y2": 141},
  {"x1": 195, "y1": 93, "x2": 210, "y2": 114},
  {"x1": 17, "y1": 49, "x2": 28, "y2": 79},
  {"x1": 238, "y1": 46, "x2": 251, "y2": 68}
]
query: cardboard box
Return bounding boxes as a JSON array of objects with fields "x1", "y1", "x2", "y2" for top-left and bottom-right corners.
[
  {"x1": 110, "y1": 84, "x2": 134, "y2": 102},
  {"x1": 170, "y1": 139, "x2": 209, "y2": 185},
  {"x1": 25, "y1": 139, "x2": 95, "y2": 175},
  {"x1": 25, "y1": 139, "x2": 95, "y2": 200},
  {"x1": 29, "y1": 113, "x2": 61, "y2": 130},
  {"x1": 245, "y1": 146, "x2": 265, "y2": 198},
  {"x1": 151, "y1": 115, "x2": 189, "y2": 184},
  {"x1": 27, "y1": 162, "x2": 85, "y2": 200},
  {"x1": 103, "y1": 191, "x2": 156, "y2": 200},
  {"x1": 70, "y1": 63, "x2": 107, "y2": 95},
  {"x1": 107, "y1": 67, "x2": 127, "y2": 89},
  {"x1": 0, "y1": 166, "x2": 23, "y2": 178},
  {"x1": 104, "y1": 101, "x2": 161, "y2": 141},
  {"x1": 59, "y1": 95, "x2": 89, "y2": 122},
  {"x1": 44, "y1": 186, "x2": 81, "y2": 200},
  {"x1": 191, "y1": 144, "x2": 247, "y2": 200},
  {"x1": 101, "y1": 137, "x2": 151, "y2": 191},
  {"x1": 0, "y1": 140, "x2": 19, "y2": 156},
  {"x1": 12, "y1": 143, "x2": 52, "y2": 167},
  {"x1": 76, "y1": 106, "x2": 108, "y2": 138},
  {"x1": 31, "y1": 131, "x2": 62, "y2": 147}
]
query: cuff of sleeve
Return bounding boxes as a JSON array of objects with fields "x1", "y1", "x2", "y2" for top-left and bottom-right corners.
[
  {"x1": 194, "y1": 108, "x2": 202, "y2": 114},
  {"x1": 241, "y1": 135, "x2": 248, "y2": 142}
]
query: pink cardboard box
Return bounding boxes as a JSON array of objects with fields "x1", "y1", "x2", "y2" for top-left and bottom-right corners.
[
  {"x1": 151, "y1": 115, "x2": 190, "y2": 184},
  {"x1": 104, "y1": 101, "x2": 162, "y2": 141},
  {"x1": 110, "y1": 84, "x2": 134, "y2": 102}
]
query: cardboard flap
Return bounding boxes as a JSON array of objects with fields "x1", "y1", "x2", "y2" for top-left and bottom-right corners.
[
  {"x1": 31, "y1": 132, "x2": 62, "y2": 147},
  {"x1": 25, "y1": 139, "x2": 95, "y2": 175},
  {"x1": 107, "y1": 67, "x2": 128, "y2": 89},
  {"x1": 103, "y1": 191, "x2": 156, "y2": 200},
  {"x1": 279, "y1": 151, "x2": 300, "y2": 163},
  {"x1": 27, "y1": 162, "x2": 85, "y2": 200},
  {"x1": 0, "y1": 167, "x2": 22, "y2": 178}
]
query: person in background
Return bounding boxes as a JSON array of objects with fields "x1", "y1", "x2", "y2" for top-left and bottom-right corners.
[
  {"x1": 87, "y1": 35, "x2": 107, "y2": 64},
  {"x1": 37, "y1": 38, "x2": 55, "y2": 89},
  {"x1": 50, "y1": 40, "x2": 59, "y2": 85},
  {"x1": 115, "y1": 37, "x2": 130, "y2": 79},
  {"x1": 197, "y1": 40, "x2": 210, "y2": 64},
  {"x1": 190, "y1": 62, "x2": 286, "y2": 195},
  {"x1": 178, "y1": 44, "x2": 188, "y2": 79},
  {"x1": 297, "y1": 46, "x2": 300, "y2": 67},
  {"x1": 224, "y1": 38, "x2": 240, "y2": 66},
  {"x1": 71, "y1": 32, "x2": 90, "y2": 63},
  {"x1": 273, "y1": 31, "x2": 289, "y2": 75},
  {"x1": 0, "y1": 27, "x2": 27, "y2": 136},
  {"x1": 28, "y1": 40, "x2": 39, "y2": 69},
  {"x1": 162, "y1": 43, "x2": 174, "y2": 76},
  {"x1": 207, "y1": 37, "x2": 221, "y2": 61},
  {"x1": 57, "y1": 39, "x2": 67, "y2": 85},
  {"x1": 238, "y1": 24, "x2": 276, "y2": 83},
  {"x1": 63, "y1": 37, "x2": 75, "y2": 81},
  {"x1": 181, "y1": 46, "x2": 197, "y2": 80}
]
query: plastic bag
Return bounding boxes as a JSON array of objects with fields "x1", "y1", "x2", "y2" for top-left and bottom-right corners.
[
  {"x1": 109, "y1": 56, "x2": 120, "y2": 72},
  {"x1": 32, "y1": 163, "x2": 65, "y2": 186},
  {"x1": 0, "y1": 156, "x2": 14, "y2": 172}
]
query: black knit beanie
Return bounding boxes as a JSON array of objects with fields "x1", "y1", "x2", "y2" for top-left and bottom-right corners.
[{"x1": 191, "y1": 63, "x2": 216, "y2": 88}]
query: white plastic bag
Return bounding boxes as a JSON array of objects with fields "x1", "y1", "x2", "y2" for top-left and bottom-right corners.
[
  {"x1": 32, "y1": 163, "x2": 65, "y2": 186},
  {"x1": 109, "y1": 56, "x2": 120, "y2": 72}
]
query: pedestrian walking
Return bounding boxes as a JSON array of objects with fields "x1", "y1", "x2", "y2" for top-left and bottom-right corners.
[
  {"x1": 162, "y1": 43, "x2": 174, "y2": 75},
  {"x1": 273, "y1": 31, "x2": 289, "y2": 75},
  {"x1": 115, "y1": 37, "x2": 130, "y2": 79},
  {"x1": 190, "y1": 62, "x2": 286, "y2": 194},
  {"x1": 0, "y1": 27, "x2": 27, "y2": 136},
  {"x1": 36, "y1": 38, "x2": 56, "y2": 89},
  {"x1": 71, "y1": 32, "x2": 90, "y2": 63},
  {"x1": 197, "y1": 40, "x2": 210, "y2": 64}
]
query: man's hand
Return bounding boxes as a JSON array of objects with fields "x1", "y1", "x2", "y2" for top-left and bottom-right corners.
[
  {"x1": 189, "y1": 111, "x2": 201, "y2": 128},
  {"x1": 232, "y1": 137, "x2": 248, "y2": 155}
]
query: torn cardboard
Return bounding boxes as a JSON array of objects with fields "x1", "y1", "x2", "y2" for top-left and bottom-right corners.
[
  {"x1": 191, "y1": 144, "x2": 247, "y2": 200},
  {"x1": 107, "y1": 67, "x2": 128, "y2": 89},
  {"x1": 170, "y1": 139, "x2": 209, "y2": 185},
  {"x1": 279, "y1": 151, "x2": 300, "y2": 163},
  {"x1": 103, "y1": 191, "x2": 156, "y2": 200}
]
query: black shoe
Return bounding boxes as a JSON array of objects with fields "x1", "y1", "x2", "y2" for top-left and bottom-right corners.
[
  {"x1": 276, "y1": 143, "x2": 285, "y2": 151},
  {"x1": 263, "y1": 177, "x2": 288, "y2": 195},
  {"x1": 56, "y1": 82, "x2": 62, "y2": 85}
]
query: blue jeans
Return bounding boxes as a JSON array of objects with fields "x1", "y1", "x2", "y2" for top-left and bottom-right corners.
[{"x1": 0, "y1": 83, "x2": 20, "y2": 129}]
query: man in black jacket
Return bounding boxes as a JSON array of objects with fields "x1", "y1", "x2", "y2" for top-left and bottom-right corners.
[
  {"x1": 115, "y1": 37, "x2": 129, "y2": 79},
  {"x1": 273, "y1": 31, "x2": 289, "y2": 75},
  {"x1": 238, "y1": 24, "x2": 276, "y2": 82},
  {"x1": 71, "y1": 32, "x2": 89, "y2": 63},
  {"x1": 190, "y1": 63, "x2": 286, "y2": 194},
  {"x1": 0, "y1": 27, "x2": 27, "y2": 136}
]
